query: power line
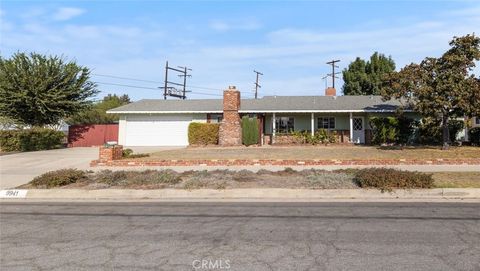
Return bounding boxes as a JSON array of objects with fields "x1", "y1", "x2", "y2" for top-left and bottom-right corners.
[
  {"x1": 95, "y1": 81, "x2": 157, "y2": 90},
  {"x1": 92, "y1": 73, "x2": 223, "y2": 92},
  {"x1": 92, "y1": 73, "x2": 160, "y2": 84},
  {"x1": 95, "y1": 81, "x2": 225, "y2": 97}
]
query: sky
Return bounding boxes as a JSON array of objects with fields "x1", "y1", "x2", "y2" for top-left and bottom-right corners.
[{"x1": 1, "y1": 0, "x2": 479, "y2": 101}]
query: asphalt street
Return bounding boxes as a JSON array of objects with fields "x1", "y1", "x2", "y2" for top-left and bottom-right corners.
[{"x1": 1, "y1": 202, "x2": 479, "y2": 271}]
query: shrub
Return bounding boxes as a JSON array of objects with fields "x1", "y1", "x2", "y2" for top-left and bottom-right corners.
[
  {"x1": 18, "y1": 128, "x2": 65, "y2": 151},
  {"x1": 232, "y1": 169, "x2": 257, "y2": 182},
  {"x1": 0, "y1": 130, "x2": 20, "y2": 151},
  {"x1": 469, "y1": 127, "x2": 480, "y2": 145},
  {"x1": 291, "y1": 129, "x2": 337, "y2": 145},
  {"x1": 128, "y1": 170, "x2": 180, "y2": 185},
  {"x1": 416, "y1": 118, "x2": 464, "y2": 144},
  {"x1": 313, "y1": 129, "x2": 337, "y2": 144},
  {"x1": 122, "y1": 148, "x2": 133, "y2": 157},
  {"x1": 354, "y1": 168, "x2": 434, "y2": 191},
  {"x1": 369, "y1": 117, "x2": 398, "y2": 144},
  {"x1": 188, "y1": 122, "x2": 219, "y2": 145},
  {"x1": 183, "y1": 179, "x2": 208, "y2": 190},
  {"x1": 96, "y1": 170, "x2": 128, "y2": 186},
  {"x1": 122, "y1": 148, "x2": 149, "y2": 159},
  {"x1": 95, "y1": 170, "x2": 180, "y2": 186},
  {"x1": 305, "y1": 171, "x2": 356, "y2": 189},
  {"x1": 242, "y1": 116, "x2": 259, "y2": 146},
  {"x1": 369, "y1": 117, "x2": 416, "y2": 145},
  {"x1": 29, "y1": 169, "x2": 88, "y2": 188},
  {"x1": 0, "y1": 128, "x2": 64, "y2": 152}
]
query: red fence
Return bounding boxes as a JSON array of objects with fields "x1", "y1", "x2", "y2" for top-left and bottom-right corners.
[{"x1": 68, "y1": 124, "x2": 119, "y2": 147}]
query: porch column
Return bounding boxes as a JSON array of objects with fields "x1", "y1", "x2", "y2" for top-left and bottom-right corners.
[
  {"x1": 311, "y1": 113, "x2": 314, "y2": 136},
  {"x1": 272, "y1": 113, "x2": 276, "y2": 144},
  {"x1": 349, "y1": 112, "x2": 353, "y2": 142}
]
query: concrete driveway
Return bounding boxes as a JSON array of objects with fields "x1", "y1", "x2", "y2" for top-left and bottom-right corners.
[{"x1": 0, "y1": 147, "x2": 99, "y2": 189}]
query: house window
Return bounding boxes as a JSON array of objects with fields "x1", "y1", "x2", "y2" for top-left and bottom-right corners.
[
  {"x1": 208, "y1": 114, "x2": 223, "y2": 123},
  {"x1": 275, "y1": 117, "x2": 294, "y2": 133},
  {"x1": 318, "y1": 117, "x2": 335, "y2": 129},
  {"x1": 476, "y1": 117, "x2": 480, "y2": 125}
]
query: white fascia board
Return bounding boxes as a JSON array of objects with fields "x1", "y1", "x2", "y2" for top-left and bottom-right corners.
[
  {"x1": 238, "y1": 109, "x2": 412, "y2": 113},
  {"x1": 106, "y1": 110, "x2": 223, "y2": 114}
]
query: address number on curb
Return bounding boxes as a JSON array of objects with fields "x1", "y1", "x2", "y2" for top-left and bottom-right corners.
[{"x1": 0, "y1": 190, "x2": 28, "y2": 198}]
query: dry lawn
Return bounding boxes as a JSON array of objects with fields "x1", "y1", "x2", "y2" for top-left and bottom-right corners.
[
  {"x1": 432, "y1": 172, "x2": 480, "y2": 188},
  {"x1": 144, "y1": 145, "x2": 480, "y2": 160}
]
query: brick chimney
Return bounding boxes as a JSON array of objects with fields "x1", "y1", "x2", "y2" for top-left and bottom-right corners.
[
  {"x1": 325, "y1": 87, "x2": 336, "y2": 96},
  {"x1": 218, "y1": 86, "x2": 242, "y2": 146}
]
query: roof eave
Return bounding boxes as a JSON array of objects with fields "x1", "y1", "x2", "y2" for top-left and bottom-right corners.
[{"x1": 107, "y1": 109, "x2": 413, "y2": 114}]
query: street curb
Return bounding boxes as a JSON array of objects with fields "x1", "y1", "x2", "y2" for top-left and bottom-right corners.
[{"x1": 2, "y1": 188, "x2": 480, "y2": 202}]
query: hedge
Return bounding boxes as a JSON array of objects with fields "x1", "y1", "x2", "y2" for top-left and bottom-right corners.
[
  {"x1": 29, "y1": 169, "x2": 88, "y2": 188},
  {"x1": 369, "y1": 117, "x2": 416, "y2": 145},
  {"x1": 188, "y1": 122, "x2": 219, "y2": 145},
  {"x1": 0, "y1": 128, "x2": 65, "y2": 152},
  {"x1": 242, "y1": 116, "x2": 258, "y2": 146},
  {"x1": 354, "y1": 168, "x2": 434, "y2": 191}
]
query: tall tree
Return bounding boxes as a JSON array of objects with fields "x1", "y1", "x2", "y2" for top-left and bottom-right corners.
[
  {"x1": 342, "y1": 52, "x2": 395, "y2": 95},
  {"x1": 381, "y1": 34, "x2": 480, "y2": 149},
  {"x1": 67, "y1": 94, "x2": 131, "y2": 125},
  {"x1": 0, "y1": 52, "x2": 98, "y2": 127}
]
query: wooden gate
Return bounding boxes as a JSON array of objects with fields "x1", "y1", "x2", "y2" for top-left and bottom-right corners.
[{"x1": 68, "y1": 124, "x2": 119, "y2": 147}]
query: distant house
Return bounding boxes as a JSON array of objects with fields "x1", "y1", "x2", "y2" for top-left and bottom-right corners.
[
  {"x1": 461, "y1": 116, "x2": 480, "y2": 142},
  {"x1": 108, "y1": 86, "x2": 418, "y2": 146}
]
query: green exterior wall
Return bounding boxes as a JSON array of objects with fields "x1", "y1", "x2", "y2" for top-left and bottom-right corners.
[{"x1": 264, "y1": 112, "x2": 421, "y2": 134}]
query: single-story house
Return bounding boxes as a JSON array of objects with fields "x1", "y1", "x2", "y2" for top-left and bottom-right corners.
[{"x1": 108, "y1": 86, "x2": 420, "y2": 146}]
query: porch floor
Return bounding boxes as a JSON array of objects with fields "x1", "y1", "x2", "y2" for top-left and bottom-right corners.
[{"x1": 140, "y1": 145, "x2": 480, "y2": 161}]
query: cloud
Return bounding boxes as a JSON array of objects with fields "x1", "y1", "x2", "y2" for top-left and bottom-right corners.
[
  {"x1": 1, "y1": 3, "x2": 479, "y2": 100},
  {"x1": 209, "y1": 20, "x2": 229, "y2": 31},
  {"x1": 209, "y1": 19, "x2": 261, "y2": 32},
  {"x1": 52, "y1": 7, "x2": 85, "y2": 21}
]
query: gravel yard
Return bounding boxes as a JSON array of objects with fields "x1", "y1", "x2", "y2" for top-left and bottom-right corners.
[{"x1": 18, "y1": 168, "x2": 480, "y2": 190}]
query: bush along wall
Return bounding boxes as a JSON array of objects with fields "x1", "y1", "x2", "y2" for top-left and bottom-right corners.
[
  {"x1": 469, "y1": 127, "x2": 480, "y2": 146},
  {"x1": 416, "y1": 118, "x2": 465, "y2": 145},
  {"x1": 291, "y1": 129, "x2": 337, "y2": 145},
  {"x1": 188, "y1": 122, "x2": 220, "y2": 145},
  {"x1": 241, "y1": 116, "x2": 259, "y2": 146},
  {"x1": 369, "y1": 117, "x2": 416, "y2": 145},
  {"x1": 0, "y1": 128, "x2": 64, "y2": 152}
]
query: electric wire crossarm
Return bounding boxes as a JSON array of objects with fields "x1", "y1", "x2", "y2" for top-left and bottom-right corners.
[{"x1": 326, "y1": 59, "x2": 341, "y2": 88}]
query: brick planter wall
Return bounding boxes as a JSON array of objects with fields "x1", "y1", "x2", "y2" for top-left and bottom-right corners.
[
  {"x1": 90, "y1": 157, "x2": 480, "y2": 167},
  {"x1": 99, "y1": 145, "x2": 123, "y2": 162}
]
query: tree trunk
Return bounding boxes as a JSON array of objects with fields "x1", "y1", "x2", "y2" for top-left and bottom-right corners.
[{"x1": 442, "y1": 114, "x2": 450, "y2": 150}]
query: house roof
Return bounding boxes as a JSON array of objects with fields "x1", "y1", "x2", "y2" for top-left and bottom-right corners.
[{"x1": 107, "y1": 95, "x2": 407, "y2": 114}]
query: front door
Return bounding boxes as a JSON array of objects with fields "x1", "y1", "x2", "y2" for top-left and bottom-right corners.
[{"x1": 352, "y1": 117, "x2": 365, "y2": 144}]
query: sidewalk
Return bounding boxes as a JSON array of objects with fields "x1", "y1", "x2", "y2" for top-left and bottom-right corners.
[{"x1": 2, "y1": 188, "x2": 480, "y2": 202}]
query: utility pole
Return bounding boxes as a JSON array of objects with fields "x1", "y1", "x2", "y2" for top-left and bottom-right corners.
[
  {"x1": 160, "y1": 61, "x2": 191, "y2": 99},
  {"x1": 326, "y1": 59, "x2": 340, "y2": 88},
  {"x1": 322, "y1": 75, "x2": 328, "y2": 89},
  {"x1": 178, "y1": 65, "x2": 192, "y2": 100},
  {"x1": 163, "y1": 61, "x2": 169, "y2": 100},
  {"x1": 253, "y1": 70, "x2": 263, "y2": 99}
]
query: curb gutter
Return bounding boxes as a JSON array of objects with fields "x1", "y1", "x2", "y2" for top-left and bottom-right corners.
[{"x1": 1, "y1": 188, "x2": 480, "y2": 202}]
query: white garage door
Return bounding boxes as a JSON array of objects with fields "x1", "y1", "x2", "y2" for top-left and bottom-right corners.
[{"x1": 125, "y1": 115, "x2": 194, "y2": 146}]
